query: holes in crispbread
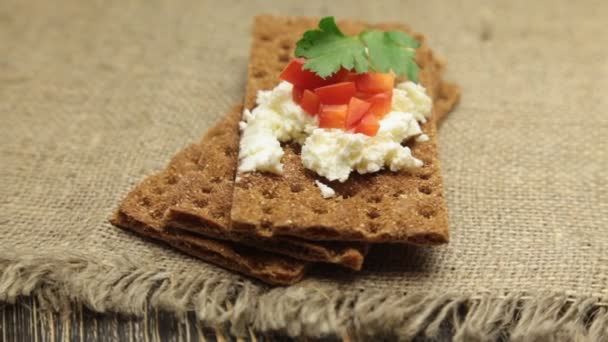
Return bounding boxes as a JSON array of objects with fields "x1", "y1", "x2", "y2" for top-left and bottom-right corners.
[
  {"x1": 194, "y1": 199, "x2": 208, "y2": 208},
  {"x1": 262, "y1": 206, "x2": 272, "y2": 214},
  {"x1": 290, "y1": 183, "x2": 303, "y2": 193},
  {"x1": 417, "y1": 205, "x2": 436, "y2": 219},
  {"x1": 260, "y1": 34, "x2": 271, "y2": 41},
  {"x1": 367, "y1": 195, "x2": 382, "y2": 203},
  {"x1": 418, "y1": 185, "x2": 433, "y2": 195},
  {"x1": 141, "y1": 196, "x2": 151, "y2": 206},
  {"x1": 167, "y1": 175, "x2": 178, "y2": 185},
  {"x1": 366, "y1": 209, "x2": 380, "y2": 219},
  {"x1": 279, "y1": 39, "x2": 292, "y2": 50},
  {"x1": 393, "y1": 190, "x2": 405, "y2": 198},
  {"x1": 278, "y1": 53, "x2": 290, "y2": 63},
  {"x1": 417, "y1": 173, "x2": 432, "y2": 181},
  {"x1": 223, "y1": 146, "x2": 235, "y2": 157},
  {"x1": 253, "y1": 70, "x2": 267, "y2": 78},
  {"x1": 201, "y1": 186, "x2": 212, "y2": 194}
]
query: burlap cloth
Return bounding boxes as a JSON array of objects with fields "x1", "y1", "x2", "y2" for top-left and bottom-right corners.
[{"x1": 1, "y1": 0, "x2": 607, "y2": 340}]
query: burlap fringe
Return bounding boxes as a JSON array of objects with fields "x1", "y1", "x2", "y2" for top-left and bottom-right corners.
[{"x1": 1, "y1": 253, "x2": 607, "y2": 340}]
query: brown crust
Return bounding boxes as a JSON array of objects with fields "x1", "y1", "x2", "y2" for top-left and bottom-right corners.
[
  {"x1": 111, "y1": 211, "x2": 307, "y2": 286},
  {"x1": 159, "y1": 106, "x2": 367, "y2": 270},
  {"x1": 230, "y1": 15, "x2": 461, "y2": 243},
  {"x1": 110, "y1": 113, "x2": 308, "y2": 285}
]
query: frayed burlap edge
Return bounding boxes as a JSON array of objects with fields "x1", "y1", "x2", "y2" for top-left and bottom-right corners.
[{"x1": 1, "y1": 252, "x2": 607, "y2": 341}]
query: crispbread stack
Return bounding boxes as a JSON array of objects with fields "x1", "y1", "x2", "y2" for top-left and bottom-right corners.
[
  {"x1": 110, "y1": 128, "x2": 308, "y2": 285},
  {"x1": 111, "y1": 106, "x2": 371, "y2": 283},
  {"x1": 111, "y1": 15, "x2": 460, "y2": 285},
  {"x1": 161, "y1": 106, "x2": 368, "y2": 270},
  {"x1": 230, "y1": 16, "x2": 461, "y2": 244}
]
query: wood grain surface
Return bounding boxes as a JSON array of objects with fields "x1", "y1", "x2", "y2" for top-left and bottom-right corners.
[
  {"x1": 0, "y1": 297, "x2": 257, "y2": 342},
  {"x1": 0, "y1": 297, "x2": 449, "y2": 341}
]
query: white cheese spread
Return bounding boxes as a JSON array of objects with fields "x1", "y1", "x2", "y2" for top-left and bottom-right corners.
[
  {"x1": 238, "y1": 81, "x2": 318, "y2": 174},
  {"x1": 393, "y1": 81, "x2": 433, "y2": 123},
  {"x1": 237, "y1": 80, "x2": 432, "y2": 182}
]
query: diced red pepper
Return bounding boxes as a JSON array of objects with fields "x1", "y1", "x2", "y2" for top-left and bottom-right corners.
[
  {"x1": 342, "y1": 71, "x2": 359, "y2": 82},
  {"x1": 314, "y1": 82, "x2": 356, "y2": 105},
  {"x1": 282, "y1": 63, "x2": 394, "y2": 136},
  {"x1": 354, "y1": 113, "x2": 380, "y2": 136},
  {"x1": 292, "y1": 86, "x2": 304, "y2": 104},
  {"x1": 280, "y1": 58, "x2": 328, "y2": 89},
  {"x1": 356, "y1": 72, "x2": 395, "y2": 94},
  {"x1": 345, "y1": 97, "x2": 371, "y2": 129},
  {"x1": 342, "y1": 72, "x2": 359, "y2": 82},
  {"x1": 364, "y1": 91, "x2": 393, "y2": 118},
  {"x1": 318, "y1": 104, "x2": 348, "y2": 129},
  {"x1": 300, "y1": 89, "x2": 320, "y2": 116},
  {"x1": 324, "y1": 68, "x2": 356, "y2": 83}
]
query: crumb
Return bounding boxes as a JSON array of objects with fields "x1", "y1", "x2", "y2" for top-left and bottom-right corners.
[
  {"x1": 315, "y1": 180, "x2": 336, "y2": 199},
  {"x1": 416, "y1": 134, "x2": 430, "y2": 142}
]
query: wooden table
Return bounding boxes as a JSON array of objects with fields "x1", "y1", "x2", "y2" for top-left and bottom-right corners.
[
  {"x1": 1, "y1": 297, "x2": 448, "y2": 341},
  {"x1": 1, "y1": 297, "x2": 243, "y2": 342}
]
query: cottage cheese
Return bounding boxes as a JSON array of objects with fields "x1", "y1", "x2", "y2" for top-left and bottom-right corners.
[
  {"x1": 301, "y1": 111, "x2": 423, "y2": 182},
  {"x1": 393, "y1": 81, "x2": 433, "y2": 123},
  {"x1": 238, "y1": 82, "x2": 318, "y2": 174},
  {"x1": 237, "y1": 80, "x2": 432, "y2": 182}
]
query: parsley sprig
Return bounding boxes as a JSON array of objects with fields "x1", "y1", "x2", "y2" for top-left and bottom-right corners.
[{"x1": 295, "y1": 17, "x2": 420, "y2": 82}]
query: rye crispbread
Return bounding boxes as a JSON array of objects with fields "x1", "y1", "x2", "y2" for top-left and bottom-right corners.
[
  {"x1": 230, "y1": 15, "x2": 461, "y2": 243},
  {"x1": 162, "y1": 106, "x2": 368, "y2": 270},
  {"x1": 111, "y1": 211, "x2": 306, "y2": 285},
  {"x1": 110, "y1": 123, "x2": 308, "y2": 285}
]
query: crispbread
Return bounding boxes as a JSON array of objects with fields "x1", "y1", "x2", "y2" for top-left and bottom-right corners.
[
  {"x1": 230, "y1": 15, "x2": 461, "y2": 243},
  {"x1": 163, "y1": 107, "x2": 368, "y2": 270},
  {"x1": 112, "y1": 211, "x2": 306, "y2": 285},
  {"x1": 110, "y1": 119, "x2": 308, "y2": 285},
  {"x1": 112, "y1": 104, "x2": 364, "y2": 278}
]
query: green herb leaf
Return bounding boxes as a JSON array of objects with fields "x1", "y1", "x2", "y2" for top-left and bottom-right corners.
[
  {"x1": 295, "y1": 17, "x2": 368, "y2": 78},
  {"x1": 360, "y1": 30, "x2": 420, "y2": 82},
  {"x1": 295, "y1": 17, "x2": 420, "y2": 81}
]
